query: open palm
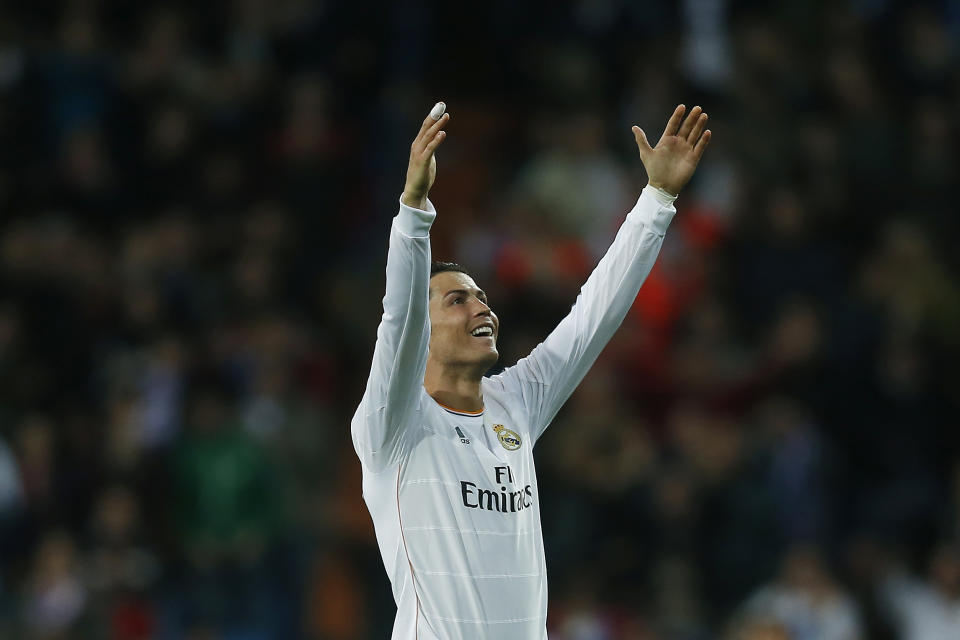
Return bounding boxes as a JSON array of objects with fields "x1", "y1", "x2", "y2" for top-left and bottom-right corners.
[
  {"x1": 401, "y1": 105, "x2": 450, "y2": 209},
  {"x1": 633, "y1": 105, "x2": 711, "y2": 195}
]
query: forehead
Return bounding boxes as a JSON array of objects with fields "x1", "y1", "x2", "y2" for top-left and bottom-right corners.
[{"x1": 429, "y1": 271, "x2": 483, "y2": 297}]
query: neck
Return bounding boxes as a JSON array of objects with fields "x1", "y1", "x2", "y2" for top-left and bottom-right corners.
[{"x1": 423, "y1": 358, "x2": 486, "y2": 413}]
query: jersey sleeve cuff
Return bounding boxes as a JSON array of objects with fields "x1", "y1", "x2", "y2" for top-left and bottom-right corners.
[
  {"x1": 395, "y1": 196, "x2": 437, "y2": 238},
  {"x1": 625, "y1": 185, "x2": 677, "y2": 235}
]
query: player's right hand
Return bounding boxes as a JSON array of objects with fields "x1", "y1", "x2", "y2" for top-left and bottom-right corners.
[{"x1": 401, "y1": 103, "x2": 450, "y2": 209}]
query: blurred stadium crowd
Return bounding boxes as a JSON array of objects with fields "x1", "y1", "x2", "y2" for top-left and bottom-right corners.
[{"x1": 0, "y1": 0, "x2": 959, "y2": 638}]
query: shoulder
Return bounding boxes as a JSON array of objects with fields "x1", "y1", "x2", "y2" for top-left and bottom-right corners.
[{"x1": 482, "y1": 371, "x2": 519, "y2": 399}]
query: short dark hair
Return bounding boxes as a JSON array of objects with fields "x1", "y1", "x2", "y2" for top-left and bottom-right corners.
[{"x1": 430, "y1": 261, "x2": 471, "y2": 278}]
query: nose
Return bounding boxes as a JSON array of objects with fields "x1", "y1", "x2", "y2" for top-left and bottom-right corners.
[{"x1": 471, "y1": 297, "x2": 493, "y2": 316}]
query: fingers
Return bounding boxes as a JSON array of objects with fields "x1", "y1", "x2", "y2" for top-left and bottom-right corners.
[
  {"x1": 416, "y1": 104, "x2": 443, "y2": 137},
  {"x1": 662, "y1": 104, "x2": 686, "y2": 139},
  {"x1": 687, "y1": 111, "x2": 708, "y2": 145},
  {"x1": 677, "y1": 106, "x2": 702, "y2": 140},
  {"x1": 429, "y1": 101, "x2": 446, "y2": 121},
  {"x1": 693, "y1": 129, "x2": 712, "y2": 160},
  {"x1": 424, "y1": 129, "x2": 446, "y2": 154},
  {"x1": 632, "y1": 126, "x2": 652, "y2": 158},
  {"x1": 413, "y1": 111, "x2": 450, "y2": 155}
]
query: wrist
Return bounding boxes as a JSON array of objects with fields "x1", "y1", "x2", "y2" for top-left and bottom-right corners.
[
  {"x1": 401, "y1": 191, "x2": 428, "y2": 210},
  {"x1": 647, "y1": 180, "x2": 678, "y2": 198},
  {"x1": 642, "y1": 184, "x2": 678, "y2": 210}
]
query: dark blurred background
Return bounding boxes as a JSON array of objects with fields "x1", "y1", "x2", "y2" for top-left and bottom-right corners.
[{"x1": 0, "y1": 0, "x2": 958, "y2": 638}]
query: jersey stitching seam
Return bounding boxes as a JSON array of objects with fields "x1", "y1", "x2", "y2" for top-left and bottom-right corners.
[
  {"x1": 397, "y1": 463, "x2": 420, "y2": 639},
  {"x1": 402, "y1": 526, "x2": 533, "y2": 535},
  {"x1": 425, "y1": 614, "x2": 545, "y2": 624},
  {"x1": 418, "y1": 571, "x2": 543, "y2": 578}
]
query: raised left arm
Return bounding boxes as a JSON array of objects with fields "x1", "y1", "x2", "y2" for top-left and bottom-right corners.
[{"x1": 489, "y1": 105, "x2": 712, "y2": 442}]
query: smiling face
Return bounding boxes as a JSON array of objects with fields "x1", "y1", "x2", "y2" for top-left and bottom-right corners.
[{"x1": 428, "y1": 270, "x2": 499, "y2": 372}]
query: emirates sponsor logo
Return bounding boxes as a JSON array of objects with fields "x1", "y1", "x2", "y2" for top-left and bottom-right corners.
[{"x1": 460, "y1": 465, "x2": 532, "y2": 513}]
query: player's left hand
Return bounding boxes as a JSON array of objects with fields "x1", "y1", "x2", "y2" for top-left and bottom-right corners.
[{"x1": 633, "y1": 105, "x2": 711, "y2": 196}]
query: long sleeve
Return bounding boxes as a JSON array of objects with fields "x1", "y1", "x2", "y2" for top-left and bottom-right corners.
[
  {"x1": 351, "y1": 197, "x2": 436, "y2": 472},
  {"x1": 490, "y1": 185, "x2": 676, "y2": 443}
]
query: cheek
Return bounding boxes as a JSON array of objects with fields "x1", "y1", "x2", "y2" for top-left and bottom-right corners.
[{"x1": 429, "y1": 317, "x2": 460, "y2": 348}]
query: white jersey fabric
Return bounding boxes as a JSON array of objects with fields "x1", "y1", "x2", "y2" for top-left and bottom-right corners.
[{"x1": 352, "y1": 186, "x2": 676, "y2": 639}]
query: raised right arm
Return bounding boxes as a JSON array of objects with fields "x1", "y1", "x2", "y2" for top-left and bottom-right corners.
[{"x1": 351, "y1": 103, "x2": 450, "y2": 473}]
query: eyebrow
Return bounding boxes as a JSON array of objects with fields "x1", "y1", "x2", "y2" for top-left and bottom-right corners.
[{"x1": 443, "y1": 288, "x2": 487, "y2": 300}]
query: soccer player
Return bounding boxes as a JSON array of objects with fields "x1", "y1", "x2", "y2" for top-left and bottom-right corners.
[{"x1": 352, "y1": 101, "x2": 711, "y2": 639}]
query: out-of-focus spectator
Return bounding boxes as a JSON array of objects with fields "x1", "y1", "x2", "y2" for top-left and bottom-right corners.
[
  {"x1": 736, "y1": 544, "x2": 863, "y2": 640},
  {"x1": 15, "y1": 415, "x2": 60, "y2": 524},
  {"x1": 0, "y1": 432, "x2": 23, "y2": 627},
  {"x1": 22, "y1": 530, "x2": 88, "y2": 639},
  {"x1": 725, "y1": 617, "x2": 791, "y2": 640},
  {"x1": 172, "y1": 384, "x2": 282, "y2": 561},
  {"x1": 0, "y1": 433, "x2": 22, "y2": 520},
  {"x1": 753, "y1": 396, "x2": 830, "y2": 543},
  {"x1": 513, "y1": 107, "x2": 632, "y2": 253},
  {"x1": 878, "y1": 542, "x2": 960, "y2": 640},
  {"x1": 84, "y1": 485, "x2": 159, "y2": 640},
  {"x1": 170, "y1": 381, "x2": 288, "y2": 637}
]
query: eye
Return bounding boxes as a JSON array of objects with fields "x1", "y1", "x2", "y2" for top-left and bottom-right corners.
[{"x1": 452, "y1": 296, "x2": 464, "y2": 305}]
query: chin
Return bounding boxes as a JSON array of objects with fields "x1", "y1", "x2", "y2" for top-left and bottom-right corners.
[
  {"x1": 454, "y1": 341, "x2": 499, "y2": 372},
  {"x1": 477, "y1": 347, "x2": 499, "y2": 370}
]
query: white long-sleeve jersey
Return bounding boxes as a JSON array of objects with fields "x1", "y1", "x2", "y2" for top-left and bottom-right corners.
[{"x1": 352, "y1": 186, "x2": 676, "y2": 639}]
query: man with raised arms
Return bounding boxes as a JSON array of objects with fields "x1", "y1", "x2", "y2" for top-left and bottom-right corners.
[{"x1": 352, "y1": 100, "x2": 711, "y2": 639}]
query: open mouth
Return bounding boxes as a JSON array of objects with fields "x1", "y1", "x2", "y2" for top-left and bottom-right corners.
[{"x1": 470, "y1": 326, "x2": 494, "y2": 338}]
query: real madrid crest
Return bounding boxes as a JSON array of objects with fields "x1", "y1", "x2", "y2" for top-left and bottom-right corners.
[{"x1": 492, "y1": 424, "x2": 522, "y2": 451}]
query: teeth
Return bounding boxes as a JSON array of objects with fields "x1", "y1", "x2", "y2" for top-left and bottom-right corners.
[{"x1": 471, "y1": 326, "x2": 493, "y2": 337}]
